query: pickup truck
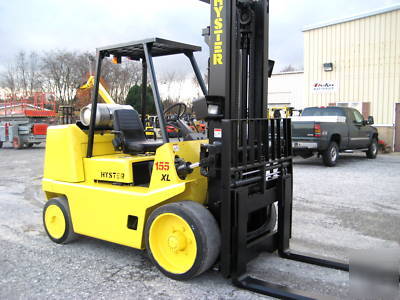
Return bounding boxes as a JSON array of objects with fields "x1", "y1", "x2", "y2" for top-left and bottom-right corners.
[{"x1": 291, "y1": 106, "x2": 378, "y2": 166}]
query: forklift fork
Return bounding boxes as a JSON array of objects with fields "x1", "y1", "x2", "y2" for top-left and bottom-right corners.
[
  {"x1": 209, "y1": 118, "x2": 350, "y2": 299},
  {"x1": 232, "y1": 172, "x2": 349, "y2": 299},
  {"x1": 230, "y1": 170, "x2": 350, "y2": 299}
]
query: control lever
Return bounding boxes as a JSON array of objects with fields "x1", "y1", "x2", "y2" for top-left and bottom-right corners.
[{"x1": 175, "y1": 158, "x2": 200, "y2": 180}]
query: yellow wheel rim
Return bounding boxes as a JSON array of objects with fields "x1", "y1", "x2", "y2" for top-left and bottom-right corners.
[
  {"x1": 45, "y1": 205, "x2": 66, "y2": 239},
  {"x1": 149, "y1": 213, "x2": 197, "y2": 274}
]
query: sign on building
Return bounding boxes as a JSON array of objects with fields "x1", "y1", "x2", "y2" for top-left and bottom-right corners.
[{"x1": 312, "y1": 81, "x2": 337, "y2": 93}]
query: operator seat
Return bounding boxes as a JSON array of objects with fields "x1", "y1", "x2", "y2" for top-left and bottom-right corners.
[{"x1": 112, "y1": 109, "x2": 162, "y2": 154}]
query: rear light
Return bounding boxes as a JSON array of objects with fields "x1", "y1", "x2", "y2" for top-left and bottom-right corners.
[
  {"x1": 32, "y1": 123, "x2": 48, "y2": 135},
  {"x1": 313, "y1": 123, "x2": 321, "y2": 137}
]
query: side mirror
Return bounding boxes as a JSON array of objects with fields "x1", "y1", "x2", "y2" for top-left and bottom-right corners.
[{"x1": 367, "y1": 116, "x2": 374, "y2": 125}]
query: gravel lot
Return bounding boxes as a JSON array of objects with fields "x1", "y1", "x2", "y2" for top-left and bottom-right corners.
[{"x1": 0, "y1": 144, "x2": 399, "y2": 299}]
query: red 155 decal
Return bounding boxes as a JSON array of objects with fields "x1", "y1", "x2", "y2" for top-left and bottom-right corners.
[{"x1": 155, "y1": 161, "x2": 169, "y2": 171}]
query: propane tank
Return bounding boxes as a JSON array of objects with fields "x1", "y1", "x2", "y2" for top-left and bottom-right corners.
[{"x1": 80, "y1": 104, "x2": 133, "y2": 128}]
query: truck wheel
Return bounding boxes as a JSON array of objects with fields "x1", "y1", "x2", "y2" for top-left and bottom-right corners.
[
  {"x1": 322, "y1": 141, "x2": 339, "y2": 167},
  {"x1": 12, "y1": 137, "x2": 23, "y2": 149},
  {"x1": 43, "y1": 196, "x2": 78, "y2": 244},
  {"x1": 366, "y1": 138, "x2": 378, "y2": 159},
  {"x1": 145, "y1": 201, "x2": 221, "y2": 280}
]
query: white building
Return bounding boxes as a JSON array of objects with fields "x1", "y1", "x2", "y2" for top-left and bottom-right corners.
[
  {"x1": 268, "y1": 71, "x2": 304, "y2": 109},
  {"x1": 268, "y1": 4, "x2": 400, "y2": 150}
]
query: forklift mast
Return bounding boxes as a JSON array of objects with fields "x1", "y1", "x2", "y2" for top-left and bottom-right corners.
[
  {"x1": 207, "y1": 0, "x2": 269, "y2": 119},
  {"x1": 203, "y1": 0, "x2": 294, "y2": 276},
  {"x1": 199, "y1": 0, "x2": 350, "y2": 298}
]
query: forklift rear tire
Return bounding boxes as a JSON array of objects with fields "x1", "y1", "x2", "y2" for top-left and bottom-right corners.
[
  {"x1": 322, "y1": 141, "x2": 338, "y2": 167},
  {"x1": 145, "y1": 201, "x2": 221, "y2": 280},
  {"x1": 43, "y1": 196, "x2": 78, "y2": 244},
  {"x1": 12, "y1": 137, "x2": 23, "y2": 149}
]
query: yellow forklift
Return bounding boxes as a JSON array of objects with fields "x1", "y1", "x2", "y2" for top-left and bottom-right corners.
[{"x1": 42, "y1": 1, "x2": 357, "y2": 298}]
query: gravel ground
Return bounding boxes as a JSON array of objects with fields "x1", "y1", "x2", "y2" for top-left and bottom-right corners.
[{"x1": 0, "y1": 144, "x2": 399, "y2": 299}]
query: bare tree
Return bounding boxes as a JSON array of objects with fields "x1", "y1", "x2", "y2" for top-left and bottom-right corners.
[
  {"x1": 162, "y1": 71, "x2": 176, "y2": 102},
  {"x1": 0, "y1": 64, "x2": 18, "y2": 94},
  {"x1": 174, "y1": 72, "x2": 185, "y2": 102},
  {"x1": 41, "y1": 50, "x2": 90, "y2": 104},
  {"x1": 280, "y1": 64, "x2": 297, "y2": 72},
  {"x1": 0, "y1": 49, "x2": 141, "y2": 106},
  {"x1": 27, "y1": 52, "x2": 42, "y2": 94},
  {"x1": 192, "y1": 72, "x2": 208, "y2": 98},
  {"x1": 16, "y1": 52, "x2": 28, "y2": 94},
  {"x1": 101, "y1": 58, "x2": 141, "y2": 104},
  {"x1": 0, "y1": 51, "x2": 43, "y2": 95}
]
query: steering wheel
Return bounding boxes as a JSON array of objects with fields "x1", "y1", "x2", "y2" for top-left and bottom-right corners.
[{"x1": 163, "y1": 103, "x2": 187, "y2": 119}]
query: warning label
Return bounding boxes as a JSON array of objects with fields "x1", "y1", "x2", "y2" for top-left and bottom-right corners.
[{"x1": 214, "y1": 128, "x2": 222, "y2": 138}]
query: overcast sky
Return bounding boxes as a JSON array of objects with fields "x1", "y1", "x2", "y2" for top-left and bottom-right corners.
[{"x1": 0, "y1": 0, "x2": 398, "y2": 75}]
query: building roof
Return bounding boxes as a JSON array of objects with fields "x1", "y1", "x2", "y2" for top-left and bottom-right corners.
[
  {"x1": 303, "y1": 3, "x2": 400, "y2": 32},
  {"x1": 272, "y1": 70, "x2": 304, "y2": 76}
]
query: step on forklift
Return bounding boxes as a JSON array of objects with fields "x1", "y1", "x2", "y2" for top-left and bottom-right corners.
[{"x1": 42, "y1": 1, "x2": 358, "y2": 299}]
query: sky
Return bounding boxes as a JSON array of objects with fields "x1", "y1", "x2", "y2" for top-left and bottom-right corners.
[{"x1": 0, "y1": 0, "x2": 398, "y2": 77}]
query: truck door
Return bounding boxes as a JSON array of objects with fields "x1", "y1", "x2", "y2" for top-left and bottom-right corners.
[
  {"x1": 348, "y1": 109, "x2": 369, "y2": 148},
  {"x1": 356, "y1": 110, "x2": 373, "y2": 148}
]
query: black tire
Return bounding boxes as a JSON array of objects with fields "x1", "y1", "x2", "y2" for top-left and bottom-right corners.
[
  {"x1": 0, "y1": 141, "x2": 3, "y2": 148},
  {"x1": 26, "y1": 143, "x2": 34, "y2": 148},
  {"x1": 43, "y1": 196, "x2": 78, "y2": 244},
  {"x1": 366, "y1": 138, "x2": 378, "y2": 159},
  {"x1": 322, "y1": 141, "x2": 339, "y2": 167},
  {"x1": 145, "y1": 201, "x2": 221, "y2": 280}
]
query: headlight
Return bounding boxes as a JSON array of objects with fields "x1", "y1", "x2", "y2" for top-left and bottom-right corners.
[
  {"x1": 207, "y1": 104, "x2": 220, "y2": 115},
  {"x1": 192, "y1": 96, "x2": 224, "y2": 120}
]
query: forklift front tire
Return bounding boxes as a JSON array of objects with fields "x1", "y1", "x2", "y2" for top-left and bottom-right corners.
[
  {"x1": 43, "y1": 196, "x2": 78, "y2": 244},
  {"x1": 145, "y1": 201, "x2": 221, "y2": 280}
]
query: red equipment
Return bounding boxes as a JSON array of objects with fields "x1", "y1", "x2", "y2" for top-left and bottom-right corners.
[
  {"x1": 32, "y1": 124, "x2": 49, "y2": 135},
  {"x1": 1, "y1": 92, "x2": 57, "y2": 117}
]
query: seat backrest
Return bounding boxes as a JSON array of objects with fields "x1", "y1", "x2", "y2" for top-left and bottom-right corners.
[{"x1": 113, "y1": 109, "x2": 146, "y2": 142}]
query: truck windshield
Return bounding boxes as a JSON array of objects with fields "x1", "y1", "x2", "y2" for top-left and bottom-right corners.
[{"x1": 302, "y1": 107, "x2": 345, "y2": 117}]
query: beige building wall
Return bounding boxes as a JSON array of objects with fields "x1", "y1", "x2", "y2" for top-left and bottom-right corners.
[
  {"x1": 303, "y1": 6, "x2": 400, "y2": 129},
  {"x1": 268, "y1": 71, "x2": 304, "y2": 109}
]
